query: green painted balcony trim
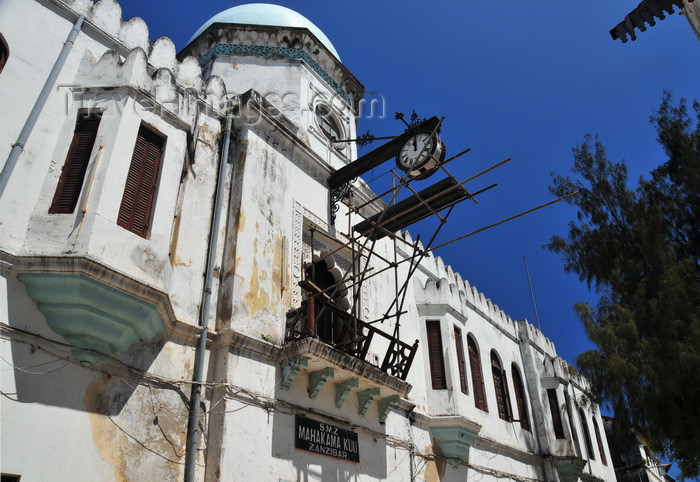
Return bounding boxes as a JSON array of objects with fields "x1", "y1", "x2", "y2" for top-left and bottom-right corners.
[
  {"x1": 281, "y1": 357, "x2": 308, "y2": 390},
  {"x1": 427, "y1": 416, "x2": 482, "y2": 468},
  {"x1": 357, "y1": 387, "x2": 380, "y2": 415},
  {"x1": 430, "y1": 425, "x2": 479, "y2": 468},
  {"x1": 335, "y1": 377, "x2": 358, "y2": 408},
  {"x1": 554, "y1": 456, "x2": 587, "y2": 482},
  {"x1": 307, "y1": 367, "x2": 334, "y2": 399},
  {"x1": 377, "y1": 395, "x2": 400, "y2": 424},
  {"x1": 18, "y1": 273, "x2": 165, "y2": 367}
]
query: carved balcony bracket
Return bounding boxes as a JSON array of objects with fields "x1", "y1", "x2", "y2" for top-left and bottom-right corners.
[
  {"x1": 377, "y1": 395, "x2": 400, "y2": 424},
  {"x1": 428, "y1": 416, "x2": 482, "y2": 468},
  {"x1": 335, "y1": 377, "x2": 359, "y2": 408},
  {"x1": 357, "y1": 387, "x2": 380, "y2": 415},
  {"x1": 308, "y1": 367, "x2": 334, "y2": 399},
  {"x1": 554, "y1": 456, "x2": 587, "y2": 482},
  {"x1": 281, "y1": 357, "x2": 308, "y2": 390}
]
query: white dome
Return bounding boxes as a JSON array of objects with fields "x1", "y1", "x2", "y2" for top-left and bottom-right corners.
[{"x1": 187, "y1": 3, "x2": 340, "y2": 60}]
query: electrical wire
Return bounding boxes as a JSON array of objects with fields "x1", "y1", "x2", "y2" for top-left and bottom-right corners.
[{"x1": 3, "y1": 323, "x2": 547, "y2": 481}]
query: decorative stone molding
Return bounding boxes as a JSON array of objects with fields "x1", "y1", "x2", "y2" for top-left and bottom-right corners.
[
  {"x1": 334, "y1": 378, "x2": 358, "y2": 408},
  {"x1": 2, "y1": 253, "x2": 196, "y2": 342},
  {"x1": 307, "y1": 367, "x2": 334, "y2": 399},
  {"x1": 200, "y1": 44, "x2": 353, "y2": 106},
  {"x1": 17, "y1": 272, "x2": 165, "y2": 367},
  {"x1": 554, "y1": 455, "x2": 587, "y2": 482},
  {"x1": 179, "y1": 23, "x2": 364, "y2": 110},
  {"x1": 357, "y1": 387, "x2": 380, "y2": 415},
  {"x1": 377, "y1": 395, "x2": 400, "y2": 424},
  {"x1": 281, "y1": 357, "x2": 308, "y2": 390},
  {"x1": 427, "y1": 416, "x2": 482, "y2": 468},
  {"x1": 278, "y1": 337, "x2": 412, "y2": 397}
]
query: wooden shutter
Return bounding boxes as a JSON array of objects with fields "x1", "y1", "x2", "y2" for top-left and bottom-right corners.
[
  {"x1": 547, "y1": 389, "x2": 566, "y2": 439},
  {"x1": 511, "y1": 365, "x2": 531, "y2": 431},
  {"x1": 117, "y1": 125, "x2": 164, "y2": 237},
  {"x1": 454, "y1": 327, "x2": 468, "y2": 394},
  {"x1": 491, "y1": 351, "x2": 512, "y2": 421},
  {"x1": 580, "y1": 409, "x2": 596, "y2": 460},
  {"x1": 426, "y1": 320, "x2": 447, "y2": 389},
  {"x1": 468, "y1": 335, "x2": 488, "y2": 411},
  {"x1": 593, "y1": 419, "x2": 608, "y2": 465},
  {"x1": 49, "y1": 113, "x2": 101, "y2": 214}
]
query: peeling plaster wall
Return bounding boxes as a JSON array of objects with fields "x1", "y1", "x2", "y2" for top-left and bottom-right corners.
[
  {"x1": 218, "y1": 129, "x2": 307, "y2": 342},
  {"x1": 0, "y1": 332, "x2": 199, "y2": 481},
  {"x1": 167, "y1": 111, "x2": 224, "y2": 326}
]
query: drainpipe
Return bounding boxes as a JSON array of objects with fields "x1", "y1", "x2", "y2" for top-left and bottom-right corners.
[
  {"x1": 0, "y1": 15, "x2": 85, "y2": 197},
  {"x1": 184, "y1": 115, "x2": 233, "y2": 482}
]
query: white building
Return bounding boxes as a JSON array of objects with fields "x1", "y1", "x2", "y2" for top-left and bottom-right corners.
[{"x1": 0, "y1": 1, "x2": 617, "y2": 481}]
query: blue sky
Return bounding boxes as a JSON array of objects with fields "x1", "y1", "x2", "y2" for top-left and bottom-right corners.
[{"x1": 116, "y1": 1, "x2": 699, "y2": 475}]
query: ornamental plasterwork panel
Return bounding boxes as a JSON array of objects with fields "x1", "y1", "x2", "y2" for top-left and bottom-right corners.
[
  {"x1": 292, "y1": 201, "x2": 365, "y2": 313},
  {"x1": 199, "y1": 44, "x2": 353, "y2": 105}
]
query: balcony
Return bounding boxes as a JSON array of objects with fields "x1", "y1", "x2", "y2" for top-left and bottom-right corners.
[
  {"x1": 281, "y1": 280, "x2": 418, "y2": 421},
  {"x1": 285, "y1": 280, "x2": 418, "y2": 381}
]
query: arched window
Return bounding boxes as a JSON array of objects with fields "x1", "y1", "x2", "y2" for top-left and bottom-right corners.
[
  {"x1": 593, "y1": 418, "x2": 608, "y2": 466},
  {"x1": 579, "y1": 408, "x2": 596, "y2": 460},
  {"x1": 467, "y1": 335, "x2": 488, "y2": 411},
  {"x1": 305, "y1": 259, "x2": 341, "y2": 344},
  {"x1": 511, "y1": 364, "x2": 530, "y2": 430},
  {"x1": 491, "y1": 351, "x2": 512, "y2": 421},
  {"x1": 0, "y1": 33, "x2": 8, "y2": 74}
]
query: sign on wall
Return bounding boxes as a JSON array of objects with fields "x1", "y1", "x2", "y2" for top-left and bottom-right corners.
[{"x1": 295, "y1": 415, "x2": 360, "y2": 462}]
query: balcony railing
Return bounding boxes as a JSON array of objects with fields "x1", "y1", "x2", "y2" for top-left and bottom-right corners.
[{"x1": 285, "y1": 281, "x2": 418, "y2": 381}]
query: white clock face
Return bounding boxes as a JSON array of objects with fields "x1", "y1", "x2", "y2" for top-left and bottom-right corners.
[{"x1": 398, "y1": 132, "x2": 434, "y2": 169}]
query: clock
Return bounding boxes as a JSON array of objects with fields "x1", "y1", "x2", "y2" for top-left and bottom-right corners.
[{"x1": 396, "y1": 131, "x2": 445, "y2": 179}]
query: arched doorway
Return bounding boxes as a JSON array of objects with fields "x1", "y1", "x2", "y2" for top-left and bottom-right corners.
[{"x1": 305, "y1": 259, "x2": 342, "y2": 344}]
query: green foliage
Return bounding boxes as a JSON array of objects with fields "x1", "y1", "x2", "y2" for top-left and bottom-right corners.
[{"x1": 548, "y1": 93, "x2": 700, "y2": 478}]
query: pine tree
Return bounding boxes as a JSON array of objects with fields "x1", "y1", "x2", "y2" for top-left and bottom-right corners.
[{"x1": 548, "y1": 93, "x2": 700, "y2": 478}]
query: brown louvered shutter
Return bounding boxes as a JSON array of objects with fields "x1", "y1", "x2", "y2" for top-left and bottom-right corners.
[
  {"x1": 454, "y1": 326, "x2": 468, "y2": 394},
  {"x1": 547, "y1": 389, "x2": 566, "y2": 439},
  {"x1": 49, "y1": 112, "x2": 101, "y2": 214},
  {"x1": 511, "y1": 365, "x2": 531, "y2": 431},
  {"x1": 426, "y1": 320, "x2": 447, "y2": 389},
  {"x1": 117, "y1": 125, "x2": 164, "y2": 237},
  {"x1": 580, "y1": 409, "x2": 596, "y2": 460},
  {"x1": 593, "y1": 419, "x2": 608, "y2": 465},
  {"x1": 491, "y1": 351, "x2": 512, "y2": 421},
  {"x1": 468, "y1": 335, "x2": 488, "y2": 411}
]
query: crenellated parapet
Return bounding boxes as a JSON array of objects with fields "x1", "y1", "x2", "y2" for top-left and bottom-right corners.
[
  {"x1": 405, "y1": 230, "x2": 517, "y2": 333},
  {"x1": 516, "y1": 318, "x2": 557, "y2": 355},
  {"x1": 58, "y1": 0, "x2": 226, "y2": 123},
  {"x1": 63, "y1": 0, "x2": 149, "y2": 51}
]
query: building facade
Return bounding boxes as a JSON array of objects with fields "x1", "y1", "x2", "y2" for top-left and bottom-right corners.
[
  {"x1": 0, "y1": 1, "x2": 617, "y2": 481},
  {"x1": 603, "y1": 417, "x2": 674, "y2": 482},
  {"x1": 610, "y1": 0, "x2": 700, "y2": 42}
]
